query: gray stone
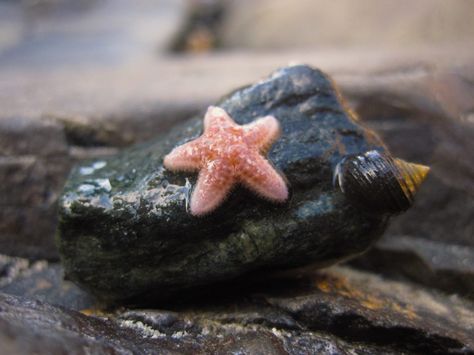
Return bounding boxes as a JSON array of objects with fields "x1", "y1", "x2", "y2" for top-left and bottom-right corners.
[
  {"x1": 259, "y1": 266, "x2": 474, "y2": 354},
  {"x1": 0, "y1": 254, "x2": 95, "y2": 311},
  {"x1": 57, "y1": 65, "x2": 392, "y2": 302},
  {"x1": 1, "y1": 265, "x2": 473, "y2": 354},
  {"x1": 0, "y1": 292, "x2": 180, "y2": 355},
  {"x1": 350, "y1": 236, "x2": 474, "y2": 300}
]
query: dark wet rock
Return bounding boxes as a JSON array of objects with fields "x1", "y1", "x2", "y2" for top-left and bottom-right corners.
[
  {"x1": 1, "y1": 46, "x2": 472, "y2": 262},
  {"x1": 1, "y1": 266, "x2": 473, "y2": 354},
  {"x1": 0, "y1": 118, "x2": 71, "y2": 260},
  {"x1": 0, "y1": 255, "x2": 95, "y2": 311},
  {"x1": 0, "y1": 292, "x2": 181, "y2": 355},
  {"x1": 259, "y1": 266, "x2": 474, "y2": 354},
  {"x1": 350, "y1": 236, "x2": 474, "y2": 300},
  {"x1": 0, "y1": 291, "x2": 398, "y2": 355},
  {"x1": 57, "y1": 65, "x2": 400, "y2": 302},
  {"x1": 0, "y1": 109, "x2": 197, "y2": 261}
]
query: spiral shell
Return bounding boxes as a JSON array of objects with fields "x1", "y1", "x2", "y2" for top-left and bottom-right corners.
[{"x1": 333, "y1": 150, "x2": 430, "y2": 214}]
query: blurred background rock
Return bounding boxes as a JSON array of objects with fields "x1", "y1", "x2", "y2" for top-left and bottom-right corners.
[
  {"x1": 0, "y1": 1, "x2": 473, "y2": 353},
  {"x1": 221, "y1": 0, "x2": 474, "y2": 50}
]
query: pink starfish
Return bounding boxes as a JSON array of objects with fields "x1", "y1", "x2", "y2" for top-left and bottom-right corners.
[{"x1": 163, "y1": 106, "x2": 289, "y2": 216}]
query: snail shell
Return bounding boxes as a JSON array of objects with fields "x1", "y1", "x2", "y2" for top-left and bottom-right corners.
[{"x1": 333, "y1": 150, "x2": 430, "y2": 214}]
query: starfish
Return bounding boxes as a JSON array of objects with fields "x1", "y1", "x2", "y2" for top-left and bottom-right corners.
[{"x1": 163, "y1": 106, "x2": 289, "y2": 216}]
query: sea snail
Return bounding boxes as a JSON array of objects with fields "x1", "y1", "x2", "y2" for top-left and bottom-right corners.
[{"x1": 333, "y1": 150, "x2": 430, "y2": 214}]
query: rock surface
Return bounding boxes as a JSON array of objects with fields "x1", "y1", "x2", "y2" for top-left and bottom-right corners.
[
  {"x1": 1, "y1": 3, "x2": 473, "y2": 353},
  {"x1": 1, "y1": 266, "x2": 473, "y2": 354},
  {"x1": 57, "y1": 65, "x2": 391, "y2": 302},
  {"x1": 344, "y1": 67, "x2": 474, "y2": 298},
  {"x1": 1, "y1": 48, "x2": 473, "y2": 262},
  {"x1": 0, "y1": 27, "x2": 472, "y2": 305},
  {"x1": 0, "y1": 254, "x2": 95, "y2": 311},
  {"x1": 351, "y1": 236, "x2": 474, "y2": 300},
  {"x1": 347, "y1": 67, "x2": 474, "y2": 246}
]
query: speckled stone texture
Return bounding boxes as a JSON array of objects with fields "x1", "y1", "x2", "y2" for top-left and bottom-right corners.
[{"x1": 57, "y1": 65, "x2": 392, "y2": 302}]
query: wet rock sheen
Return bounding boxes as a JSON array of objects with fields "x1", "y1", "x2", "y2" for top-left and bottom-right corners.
[{"x1": 57, "y1": 65, "x2": 389, "y2": 302}]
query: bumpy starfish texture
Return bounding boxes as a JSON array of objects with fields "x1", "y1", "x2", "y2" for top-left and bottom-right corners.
[{"x1": 163, "y1": 106, "x2": 289, "y2": 216}]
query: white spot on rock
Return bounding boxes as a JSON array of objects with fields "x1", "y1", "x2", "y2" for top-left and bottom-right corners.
[{"x1": 79, "y1": 160, "x2": 107, "y2": 175}]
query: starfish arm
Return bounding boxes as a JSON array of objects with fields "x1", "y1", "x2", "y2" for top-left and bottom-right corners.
[
  {"x1": 204, "y1": 106, "x2": 234, "y2": 132},
  {"x1": 244, "y1": 115, "x2": 281, "y2": 152},
  {"x1": 190, "y1": 159, "x2": 235, "y2": 216},
  {"x1": 163, "y1": 140, "x2": 202, "y2": 172},
  {"x1": 238, "y1": 153, "x2": 288, "y2": 202}
]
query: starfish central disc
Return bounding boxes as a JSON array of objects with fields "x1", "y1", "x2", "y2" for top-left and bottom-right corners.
[{"x1": 163, "y1": 106, "x2": 289, "y2": 216}]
